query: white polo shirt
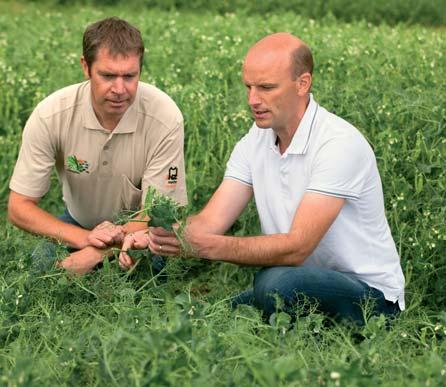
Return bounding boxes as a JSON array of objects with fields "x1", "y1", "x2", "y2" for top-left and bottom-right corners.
[{"x1": 225, "y1": 94, "x2": 405, "y2": 310}]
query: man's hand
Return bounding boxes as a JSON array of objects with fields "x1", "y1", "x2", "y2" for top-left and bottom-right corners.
[
  {"x1": 58, "y1": 246, "x2": 107, "y2": 275},
  {"x1": 87, "y1": 221, "x2": 125, "y2": 248},
  {"x1": 119, "y1": 229, "x2": 150, "y2": 270},
  {"x1": 147, "y1": 227, "x2": 182, "y2": 256}
]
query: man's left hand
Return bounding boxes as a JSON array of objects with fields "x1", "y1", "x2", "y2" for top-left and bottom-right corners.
[
  {"x1": 87, "y1": 221, "x2": 125, "y2": 248},
  {"x1": 58, "y1": 246, "x2": 106, "y2": 274}
]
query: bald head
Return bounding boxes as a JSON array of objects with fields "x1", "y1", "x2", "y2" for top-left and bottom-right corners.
[
  {"x1": 242, "y1": 33, "x2": 313, "y2": 135},
  {"x1": 245, "y1": 33, "x2": 313, "y2": 80}
]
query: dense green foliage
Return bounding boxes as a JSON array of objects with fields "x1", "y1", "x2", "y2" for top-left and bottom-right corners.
[
  {"x1": 22, "y1": 0, "x2": 446, "y2": 26},
  {"x1": 0, "y1": 2, "x2": 446, "y2": 385}
]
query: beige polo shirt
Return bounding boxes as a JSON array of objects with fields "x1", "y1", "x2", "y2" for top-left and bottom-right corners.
[{"x1": 10, "y1": 81, "x2": 187, "y2": 229}]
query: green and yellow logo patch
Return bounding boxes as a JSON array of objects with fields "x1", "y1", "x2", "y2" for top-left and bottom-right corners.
[{"x1": 67, "y1": 155, "x2": 90, "y2": 174}]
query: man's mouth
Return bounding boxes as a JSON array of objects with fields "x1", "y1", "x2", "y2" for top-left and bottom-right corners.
[
  {"x1": 253, "y1": 110, "x2": 269, "y2": 119},
  {"x1": 108, "y1": 99, "x2": 127, "y2": 107}
]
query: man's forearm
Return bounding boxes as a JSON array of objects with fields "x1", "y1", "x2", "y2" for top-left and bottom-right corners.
[
  {"x1": 193, "y1": 233, "x2": 307, "y2": 266},
  {"x1": 8, "y1": 198, "x2": 89, "y2": 249},
  {"x1": 58, "y1": 245, "x2": 113, "y2": 274},
  {"x1": 183, "y1": 213, "x2": 307, "y2": 266}
]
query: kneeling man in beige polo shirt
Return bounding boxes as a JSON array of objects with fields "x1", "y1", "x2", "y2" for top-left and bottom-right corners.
[{"x1": 8, "y1": 17, "x2": 187, "y2": 274}]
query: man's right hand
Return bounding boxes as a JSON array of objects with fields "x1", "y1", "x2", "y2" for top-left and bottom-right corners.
[{"x1": 86, "y1": 221, "x2": 125, "y2": 248}]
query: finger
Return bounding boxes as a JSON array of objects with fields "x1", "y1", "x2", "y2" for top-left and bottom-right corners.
[
  {"x1": 133, "y1": 235, "x2": 149, "y2": 249},
  {"x1": 121, "y1": 235, "x2": 140, "y2": 267},
  {"x1": 133, "y1": 231, "x2": 149, "y2": 242},
  {"x1": 119, "y1": 242, "x2": 134, "y2": 268},
  {"x1": 120, "y1": 253, "x2": 132, "y2": 267},
  {"x1": 119, "y1": 252, "x2": 134, "y2": 269},
  {"x1": 149, "y1": 234, "x2": 181, "y2": 248},
  {"x1": 149, "y1": 227, "x2": 176, "y2": 237},
  {"x1": 148, "y1": 239, "x2": 180, "y2": 256},
  {"x1": 117, "y1": 227, "x2": 126, "y2": 240},
  {"x1": 149, "y1": 229, "x2": 181, "y2": 245},
  {"x1": 121, "y1": 235, "x2": 134, "y2": 252},
  {"x1": 93, "y1": 231, "x2": 114, "y2": 245},
  {"x1": 88, "y1": 237, "x2": 106, "y2": 248},
  {"x1": 110, "y1": 230, "x2": 125, "y2": 244},
  {"x1": 118, "y1": 252, "x2": 126, "y2": 268},
  {"x1": 97, "y1": 220, "x2": 113, "y2": 230}
]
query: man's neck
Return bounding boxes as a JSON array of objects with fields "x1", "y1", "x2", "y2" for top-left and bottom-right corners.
[
  {"x1": 93, "y1": 108, "x2": 121, "y2": 132},
  {"x1": 99, "y1": 116, "x2": 120, "y2": 131},
  {"x1": 275, "y1": 95, "x2": 310, "y2": 154},
  {"x1": 276, "y1": 127, "x2": 297, "y2": 154}
]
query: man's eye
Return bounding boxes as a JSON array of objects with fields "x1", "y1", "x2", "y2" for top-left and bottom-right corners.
[
  {"x1": 124, "y1": 75, "x2": 135, "y2": 80},
  {"x1": 102, "y1": 74, "x2": 114, "y2": 80}
]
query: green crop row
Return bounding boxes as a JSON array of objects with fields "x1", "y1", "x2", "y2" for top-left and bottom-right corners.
[
  {"x1": 18, "y1": 0, "x2": 446, "y2": 26},
  {"x1": 0, "y1": 4, "x2": 445, "y2": 385}
]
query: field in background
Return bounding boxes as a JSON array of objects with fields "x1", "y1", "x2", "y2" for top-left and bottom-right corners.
[
  {"x1": 15, "y1": 0, "x2": 446, "y2": 26},
  {"x1": 0, "y1": 2, "x2": 445, "y2": 385}
]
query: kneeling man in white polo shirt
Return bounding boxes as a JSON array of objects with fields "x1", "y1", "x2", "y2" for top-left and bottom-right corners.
[
  {"x1": 120, "y1": 33, "x2": 404, "y2": 324},
  {"x1": 8, "y1": 18, "x2": 187, "y2": 274}
]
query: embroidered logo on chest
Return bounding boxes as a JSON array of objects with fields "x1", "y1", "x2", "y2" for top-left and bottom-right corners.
[{"x1": 67, "y1": 155, "x2": 90, "y2": 174}]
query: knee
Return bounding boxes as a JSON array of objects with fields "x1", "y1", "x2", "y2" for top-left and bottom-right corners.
[
  {"x1": 253, "y1": 268, "x2": 277, "y2": 311},
  {"x1": 253, "y1": 266, "x2": 304, "y2": 315}
]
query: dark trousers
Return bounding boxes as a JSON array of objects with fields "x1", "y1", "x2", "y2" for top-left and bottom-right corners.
[{"x1": 232, "y1": 265, "x2": 400, "y2": 325}]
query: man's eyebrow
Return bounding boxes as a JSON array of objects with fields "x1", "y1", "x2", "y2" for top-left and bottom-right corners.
[
  {"x1": 254, "y1": 83, "x2": 278, "y2": 88},
  {"x1": 244, "y1": 81, "x2": 278, "y2": 86},
  {"x1": 98, "y1": 70, "x2": 115, "y2": 76},
  {"x1": 98, "y1": 70, "x2": 139, "y2": 76}
]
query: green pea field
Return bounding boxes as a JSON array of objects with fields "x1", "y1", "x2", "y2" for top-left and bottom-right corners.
[{"x1": 0, "y1": 0, "x2": 445, "y2": 385}]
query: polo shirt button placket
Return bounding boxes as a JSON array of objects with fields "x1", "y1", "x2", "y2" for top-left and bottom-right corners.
[
  {"x1": 100, "y1": 142, "x2": 111, "y2": 172},
  {"x1": 279, "y1": 157, "x2": 290, "y2": 197}
]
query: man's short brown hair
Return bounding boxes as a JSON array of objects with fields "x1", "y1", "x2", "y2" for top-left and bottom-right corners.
[
  {"x1": 82, "y1": 17, "x2": 144, "y2": 72},
  {"x1": 291, "y1": 44, "x2": 313, "y2": 79}
]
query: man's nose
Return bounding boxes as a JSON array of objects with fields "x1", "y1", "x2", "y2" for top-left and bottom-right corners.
[
  {"x1": 247, "y1": 88, "x2": 260, "y2": 106},
  {"x1": 111, "y1": 77, "x2": 125, "y2": 95}
]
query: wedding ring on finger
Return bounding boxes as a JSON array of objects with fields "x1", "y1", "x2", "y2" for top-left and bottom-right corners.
[{"x1": 159, "y1": 244, "x2": 163, "y2": 252}]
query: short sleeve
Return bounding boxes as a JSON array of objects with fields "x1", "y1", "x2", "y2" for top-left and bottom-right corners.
[
  {"x1": 9, "y1": 106, "x2": 56, "y2": 198},
  {"x1": 306, "y1": 134, "x2": 373, "y2": 200},
  {"x1": 224, "y1": 133, "x2": 253, "y2": 186},
  {"x1": 141, "y1": 120, "x2": 188, "y2": 206}
]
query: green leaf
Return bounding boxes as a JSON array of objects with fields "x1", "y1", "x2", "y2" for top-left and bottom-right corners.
[{"x1": 144, "y1": 187, "x2": 181, "y2": 231}]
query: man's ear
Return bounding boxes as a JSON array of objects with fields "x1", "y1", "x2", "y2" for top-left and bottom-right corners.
[
  {"x1": 80, "y1": 56, "x2": 90, "y2": 79},
  {"x1": 296, "y1": 72, "x2": 312, "y2": 96}
]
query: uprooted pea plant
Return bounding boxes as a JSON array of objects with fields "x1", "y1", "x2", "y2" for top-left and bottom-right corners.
[
  {"x1": 143, "y1": 186, "x2": 185, "y2": 232},
  {"x1": 123, "y1": 186, "x2": 190, "y2": 263}
]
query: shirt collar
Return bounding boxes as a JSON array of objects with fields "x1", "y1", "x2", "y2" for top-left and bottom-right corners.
[
  {"x1": 270, "y1": 93, "x2": 319, "y2": 156},
  {"x1": 83, "y1": 81, "x2": 139, "y2": 134}
]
